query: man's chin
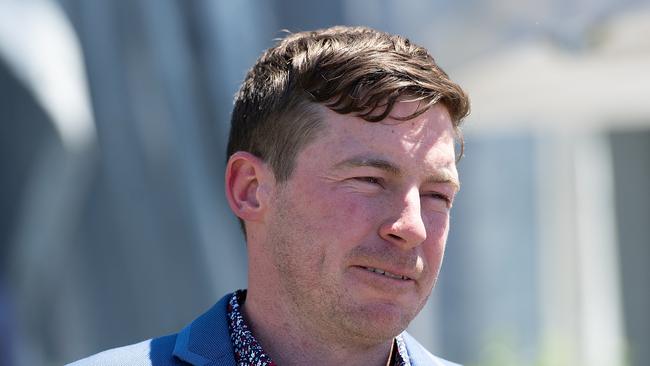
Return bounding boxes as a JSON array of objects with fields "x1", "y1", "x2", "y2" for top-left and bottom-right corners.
[{"x1": 338, "y1": 301, "x2": 418, "y2": 344}]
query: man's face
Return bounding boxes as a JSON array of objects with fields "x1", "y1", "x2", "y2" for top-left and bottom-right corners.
[{"x1": 264, "y1": 102, "x2": 459, "y2": 345}]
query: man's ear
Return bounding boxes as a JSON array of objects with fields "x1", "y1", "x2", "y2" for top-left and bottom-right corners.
[{"x1": 225, "y1": 151, "x2": 274, "y2": 223}]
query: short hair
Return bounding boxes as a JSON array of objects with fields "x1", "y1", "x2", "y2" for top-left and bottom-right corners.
[{"x1": 227, "y1": 25, "x2": 470, "y2": 182}]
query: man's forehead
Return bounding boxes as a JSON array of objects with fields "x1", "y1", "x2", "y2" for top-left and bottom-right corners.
[{"x1": 306, "y1": 101, "x2": 458, "y2": 171}]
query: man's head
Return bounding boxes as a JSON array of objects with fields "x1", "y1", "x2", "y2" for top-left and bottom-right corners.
[
  {"x1": 224, "y1": 26, "x2": 469, "y2": 349},
  {"x1": 227, "y1": 26, "x2": 469, "y2": 182}
]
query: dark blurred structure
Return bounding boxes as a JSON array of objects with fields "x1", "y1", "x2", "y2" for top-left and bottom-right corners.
[{"x1": 1, "y1": 1, "x2": 649, "y2": 365}]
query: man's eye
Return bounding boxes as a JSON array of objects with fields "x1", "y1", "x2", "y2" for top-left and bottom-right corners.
[
  {"x1": 424, "y1": 193, "x2": 452, "y2": 206},
  {"x1": 354, "y1": 177, "x2": 382, "y2": 186}
]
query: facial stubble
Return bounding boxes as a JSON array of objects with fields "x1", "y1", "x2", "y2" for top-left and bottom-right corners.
[{"x1": 267, "y1": 186, "x2": 432, "y2": 348}]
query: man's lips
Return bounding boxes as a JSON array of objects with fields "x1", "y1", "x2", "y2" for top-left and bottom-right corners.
[{"x1": 356, "y1": 266, "x2": 415, "y2": 281}]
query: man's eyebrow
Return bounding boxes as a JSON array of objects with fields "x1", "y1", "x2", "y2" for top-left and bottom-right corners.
[
  {"x1": 424, "y1": 170, "x2": 461, "y2": 192},
  {"x1": 333, "y1": 157, "x2": 460, "y2": 191},
  {"x1": 333, "y1": 157, "x2": 401, "y2": 175}
]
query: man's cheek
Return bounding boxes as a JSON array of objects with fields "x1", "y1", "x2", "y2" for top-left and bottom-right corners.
[
  {"x1": 318, "y1": 197, "x2": 370, "y2": 231},
  {"x1": 424, "y1": 213, "x2": 450, "y2": 240}
]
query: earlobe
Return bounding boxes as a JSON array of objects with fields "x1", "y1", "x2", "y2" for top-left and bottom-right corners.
[{"x1": 225, "y1": 152, "x2": 272, "y2": 223}]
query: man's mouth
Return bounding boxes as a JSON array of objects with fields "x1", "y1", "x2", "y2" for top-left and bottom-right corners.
[{"x1": 362, "y1": 266, "x2": 411, "y2": 281}]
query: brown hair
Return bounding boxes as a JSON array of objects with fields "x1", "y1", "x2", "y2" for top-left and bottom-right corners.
[{"x1": 227, "y1": 26, "x2": 470, "y2": 182}]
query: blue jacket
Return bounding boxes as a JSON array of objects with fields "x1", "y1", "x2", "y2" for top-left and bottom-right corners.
[{"x1": 68, "y1": 293, "x2": 459, "y2": 366}]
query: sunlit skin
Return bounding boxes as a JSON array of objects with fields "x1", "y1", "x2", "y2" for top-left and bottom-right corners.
[{"x1": 225, "y1": 101, "x2": 459, "y2": 366}]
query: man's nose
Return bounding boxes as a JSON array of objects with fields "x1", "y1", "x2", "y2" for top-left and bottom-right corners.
[{"x1": 378, "y1": 189, "x2": 427, "y2": 248}]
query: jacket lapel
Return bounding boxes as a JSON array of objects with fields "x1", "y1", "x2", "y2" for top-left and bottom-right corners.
[{"x1": 172, "y1": 294, "x2": 237, "y2": 366}]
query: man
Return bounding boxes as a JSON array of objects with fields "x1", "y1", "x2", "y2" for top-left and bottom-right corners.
[{"x1": 70, "y1": 25, "x2": 469, "y2": 366}]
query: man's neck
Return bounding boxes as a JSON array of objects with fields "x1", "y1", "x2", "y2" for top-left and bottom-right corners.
[{"x1": 243, "y1": 288, "x2": 394, "y2": 366}]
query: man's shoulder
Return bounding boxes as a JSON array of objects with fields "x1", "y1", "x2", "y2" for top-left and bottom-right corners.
[
  {"x1": 66, "y1": 293, "x2": 235, "y2": 366},
  {"x1": 66, "y1": 334, "x2": 180, "y2": 366},
  {"x1": 401, "y1": 332, "x2": 461, "y2": 366}
]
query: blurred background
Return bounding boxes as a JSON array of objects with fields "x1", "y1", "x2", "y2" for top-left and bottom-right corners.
[{"x1": 1, "y1": 0, "x2": 649, "y2": 365}]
